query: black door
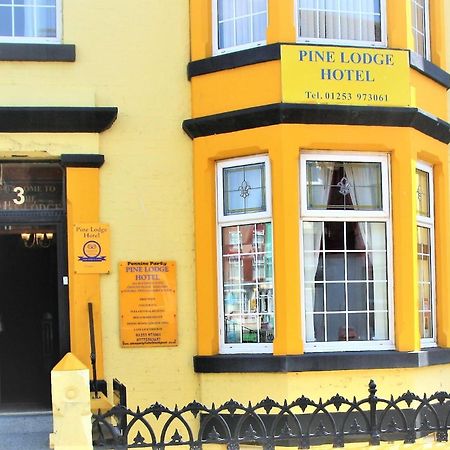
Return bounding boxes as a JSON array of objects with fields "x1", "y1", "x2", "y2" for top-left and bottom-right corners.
[{"x1": 0, "y1": 224, "x2": 67, "y2": 410}]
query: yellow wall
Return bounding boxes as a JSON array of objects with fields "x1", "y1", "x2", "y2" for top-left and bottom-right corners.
[{"x1": 0, "y1": 0, "x2": 196, "y2": 407}]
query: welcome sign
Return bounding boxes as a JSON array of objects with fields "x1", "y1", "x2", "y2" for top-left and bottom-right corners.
[{"x1": 281, "y1": 45, "x2": 411, "y2": 107}]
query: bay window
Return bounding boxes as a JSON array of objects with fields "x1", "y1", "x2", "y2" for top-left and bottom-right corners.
[
  {"x1": 300, "y1": 153, "x2": 393, "y2": 352},
  {"x1": 297, "y1": 0, "x2": 386, "y2": 46},
  {"x1": 411, "y1": 0, "x2": 430, "y2": 60},
  {"x1": 416, "y1": 163, "x2": 436, "y2": 346},
  {"x1": 217, "y1": 156, "x2": 274, "y2": 353},
  {"x1": 0, "y1": 0, "x2": 60, "y2": 42},
  {"x1": 214, "y1": 0, "x2": 267, "y2": 54}
]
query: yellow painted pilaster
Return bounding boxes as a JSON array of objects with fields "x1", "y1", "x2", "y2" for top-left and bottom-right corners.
[
  {"x1": 391, "y1": 140, "x2": 420, "y2": 351},
  {"x1": 267, "y1": 0, "x2": 296, "y2": 44},
  {"x1": 190, "y1": 0, "x2": 212, "y2": 60},
  {"x1": 194, "y1": 142, "x2": 219, "y2": 355},
  {"x1": 434, "y1": 159, "x2": 450, "y2": 346},
  {"x1": 270, "y1": 129, "x2": 302, "y2": 355},
  {"x1": 387, "y1": 0, "x2": 413, "y2": 51},
  {"x1": 66, "y1": 167, "x2": 104, "y2": 377}
]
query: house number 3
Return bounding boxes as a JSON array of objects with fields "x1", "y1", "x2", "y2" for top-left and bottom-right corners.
[{"x1": 13, "y1": 186, "x2": 25, "y2": 205}]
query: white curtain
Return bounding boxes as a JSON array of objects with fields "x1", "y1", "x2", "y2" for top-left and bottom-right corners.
[
  {"x1": 345, "y1": 163, "x2": 388, "y2": 340},
  {"x1": 299, "y1": 0, "x2": 378, "y2": 41},
  {"x1": 304, "y1": 164, "x2": 333, "y2": 342}
]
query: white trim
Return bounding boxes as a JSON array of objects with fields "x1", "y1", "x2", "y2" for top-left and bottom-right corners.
[
  {"x1": 0, "y1": 0, "x2": 62, "y2": 44},
  {"x1": 217, "y1": 155, "x2": 272, "y2": 223},
  {"x1": 416, "y1": 161, "x2": 436, "y2": 346},
  {"x1": 299, "y1": 151, "x2": 394, "y2": 352},
  {"x1": 295, "y1": 0, "x2": 387, "y2": 47},
  {"x1": 212, "y1": 0, "x2": 267, "y2": 56}
]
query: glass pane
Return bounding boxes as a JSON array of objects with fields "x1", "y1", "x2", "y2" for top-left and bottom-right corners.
[
  {"x1": 347, "y1": 252, "x2": 366, "y2": 280},
  {"x1": 369, "y1": 282, "x2": 388, "y2": 310},
  {"x1": 36, "y1": 0, "x2": 56, "y2": 5},
  {"x1": 0, "y1": 6, "x2": 12, "y2": 36},
  {"x1": 252, "y1": 12, "x2": 266, "y2": 41},
  {"x1": 223, "y1": 163, "x2": 266, "y2": 215},
  {"x1": 14, "y1": 6, "x2": 35, "y2": 37},
  {"x1": 218, "y1": 21, "x2": 234, "y2": 49},
  {"x1": 260, "y1": 314, "x2": 274, "y2": 343},
  {"x1": 348, "y1": 282, "x2": 367, "y2": 311},
  {"x1": 416, "y1": 169, "x2": 430, "y2": 217},
  {"x1": 367, "y1": 222, "x2": 386, "y2": 250},
  {"x1": 302, "y1": 222, "x2": 323, "y2": 252},
  {"x1": 370, "y1": 311, "x2": 389, "y2": 340},
  {"x1": 326, "y1": 313, "x2": 346, "y2": 342},
  {"x1": 325, "y1": 253, "x2": 345, "y2": 281},
  {"x1": 324, "y1": 222, "x2": 344, "y2": 250},
  {"x1": 307, "y1": 313, "x2": 325, "y2": 342},
  {"x1": 242, "y1": 315, "x2": 258, "y2": 343},
  {"x1": 235, "y1": 0, "x2": 250, "y2": 16},
  {"x1": 306, "y1": 161, "x2": 382, "y2": 211},
  {"x1": 222, "y1": 226, "x2": 240, "y2": 255},
  {"x1": 236, "y1": 16, "x2": 251, "y2": 45},
  {"x1": 326, "y1": 282, "x2": 345, "y2": 311},
  {"x1": 218, "y1": 0, "x2": 233, "y2": 21},
  {"x1": 252, "y1": 0, "x2": 266, "y2": 13},
  {"x1": 346, "y1": 222, "x2": 366, "y2": 250},
  {"x1": 36, "y1": 6, "x2": 56, "y2": 37},
  {"x1": 420, "y1": 310, "x2": 433, "y2": 339},
  {"x1": 223, "y1": 288, "x2": 241, "y2": 314},
  {"x1": 305, "y1": 283, "x2": 324, "y2": 312},
  {"x1": 0, "y1": 163, "x2": 63, "y2": 211},
  {"x1": 348, "y1": 313, "x2": 368, "y2": 340},
  {"x1": 225, "y1": 316, "x2": 241, "y2": 343}
]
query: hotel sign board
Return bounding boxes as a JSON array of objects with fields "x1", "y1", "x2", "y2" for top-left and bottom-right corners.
[
  {"x1": 120, "y1": 261, "x2": 177, "y2": 348},
  {"x1": 73, "y1": 223, "x2": 110, "y2": 274},
  {"x1": 281, "y1": 45, "x2": 411, "y2": 107}
]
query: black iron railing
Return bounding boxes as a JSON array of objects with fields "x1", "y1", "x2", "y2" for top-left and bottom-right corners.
[{"x1": 92, "y1": 380, "x2": 450, "y2": 449}]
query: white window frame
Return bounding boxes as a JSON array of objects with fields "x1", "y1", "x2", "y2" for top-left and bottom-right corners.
[
  {"x1": 300, "y1": 152, "x2": 394, "y2": 352},
  {"x1": 0, "y1": 0, "x2": 62, "y2": 44},
  {"x1": 295, "y1": 0, "x2": 387, "y2": 48},
  {"x1": 217, "y1": 155, "x2": 274, "y2": 354},
  {"x1": 411, "y1": 0, "x2": 431, "y2": 60},
  {"x1": 416, "y1": 161, "x2": 436, "y2": 347},
  {"x1": 212, "y1": 0, "x2": 268, "y2": 56}
]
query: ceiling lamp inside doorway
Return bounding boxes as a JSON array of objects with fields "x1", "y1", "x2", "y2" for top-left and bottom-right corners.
[{"x1": 21, "y1": 232, "x2": 53, "y2": 248}]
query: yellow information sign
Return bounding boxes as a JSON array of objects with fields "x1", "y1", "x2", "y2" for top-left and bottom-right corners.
[
  {"x1": 281, "y1": 45, "x2": 411, "y2": 107},
  {"x1": 73, "y1": 223, "x2": 110, "y2": 273},
  {"x1": 120, "y1": 261, "x2": 177, "y2": 348}
]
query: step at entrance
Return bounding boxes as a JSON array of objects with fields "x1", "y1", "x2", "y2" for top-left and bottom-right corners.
[{"x1": 0, "y1": 411, "x2": 52, "y2": 450}]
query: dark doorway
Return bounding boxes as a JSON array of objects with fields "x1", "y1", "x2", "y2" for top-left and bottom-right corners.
[{"x1": 0, "y1": 226, "x2": 60, "y2": 409}]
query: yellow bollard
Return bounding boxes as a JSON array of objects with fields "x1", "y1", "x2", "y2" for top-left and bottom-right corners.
[{"x1": 50, "y1": 353, "x2": 93, "y2": 450}]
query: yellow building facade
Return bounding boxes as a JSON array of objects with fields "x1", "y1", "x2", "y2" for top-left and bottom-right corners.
[
  {"x1": 0, "y1": 0, "x2": 196, "y2": 412},
  {"x1": 185, "y1": 0, "x2": 450, "y2": 406}
]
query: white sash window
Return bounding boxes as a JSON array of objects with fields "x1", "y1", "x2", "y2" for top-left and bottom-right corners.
[
  {"x1": 412, "y1": 0, "x2": 431, "y2": 60},
  {"x1": 416, "y1": 163, "x2": 436, "y2": 346},
  {"x1": 217, "y1": 156, "x2": 274, "y2": 353},
  {"x1": 213, "y1": 0, "x2": 267, "y2": 55},
  {"x1": 300, "y1": 153, "x2": 393, "y2": 352}
]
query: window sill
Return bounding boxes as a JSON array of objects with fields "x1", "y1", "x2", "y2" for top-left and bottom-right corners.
[
  {"x1": 193, "y1": 347, "x2": 450, "y2": 373},
  {"x1": 0, "y1": 43, "x2": 75, "y2": 62}
]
